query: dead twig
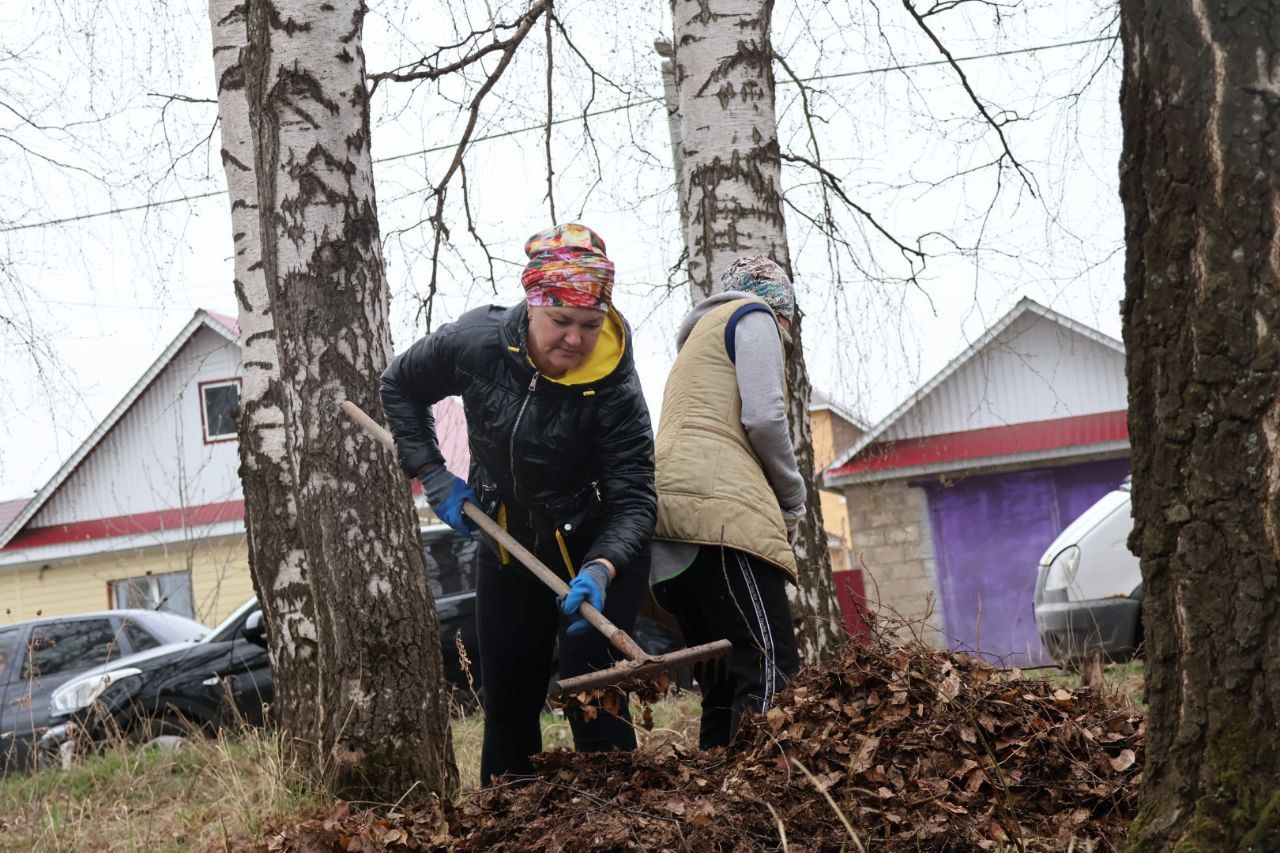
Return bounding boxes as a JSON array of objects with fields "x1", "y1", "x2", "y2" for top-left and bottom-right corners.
[
  {"x1": 543, "y1": 1, "x2": 556, "y2": 223},
  {"x1": 900, "y1": 0, "x2": 1038, "y2": 198}
]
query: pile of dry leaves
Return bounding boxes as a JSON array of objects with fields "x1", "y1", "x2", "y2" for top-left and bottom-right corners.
[{"x1": 250, "y1": 636, "x2": 1143, "y2": 851}]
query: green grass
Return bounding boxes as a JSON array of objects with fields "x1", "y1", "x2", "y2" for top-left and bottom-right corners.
[{"x1": 0, "y1": 728, "x2": 323, "y2": 852}]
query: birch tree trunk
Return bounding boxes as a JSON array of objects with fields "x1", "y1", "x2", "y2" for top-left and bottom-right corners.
[
  {"x1": 1120, "y1": 1, "x2": 1280, "y2": 848},
  {"x1": 654, "y1": 39, "x2": 691, "y2": 294},
  {"x1": 669, "y1": 0, "x2": 841, "y2": 662},
  {"x1": 670, "y1": 0, "x2": 789, "y2": 300},
  {"x1": 241, "y1": 0, "x2": 456, "y2": 800},
  {"x1": 209, "y1": 0, "x2": 320, "y2": 772}
]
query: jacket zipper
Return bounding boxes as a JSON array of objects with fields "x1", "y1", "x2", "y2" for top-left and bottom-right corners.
[{"x1": 508, "y1": 371, "x2": 539, "y2": 505}]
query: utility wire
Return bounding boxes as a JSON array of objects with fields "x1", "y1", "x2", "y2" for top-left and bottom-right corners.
[{"x1": 0, "y1": 35, "x2": 1114, "y2": 235}]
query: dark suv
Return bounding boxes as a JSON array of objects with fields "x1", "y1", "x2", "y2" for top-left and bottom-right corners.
[{"x1": 0, "y1": 610, "x2": 207, "y2": 772}]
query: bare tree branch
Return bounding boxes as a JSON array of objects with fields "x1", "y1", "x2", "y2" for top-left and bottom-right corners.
[
  {"x1": 413, "y1": 0, "x2": 550, "y2": 328},
  {"x1": 900, "y1": 0, "x2": 1038, "y2": 198},
  {"x1": 780, "y1": 151, "x2": 925, "y2": 275},
  {"x1": 367, "y1": 1, "x2": 548, "y2": 92},
  {"x1": 544, "y1": 2, "x2": 556, "y2": 223},
  {"x1": 459, "y1": 160, "x2": 498, "y2": 293}
]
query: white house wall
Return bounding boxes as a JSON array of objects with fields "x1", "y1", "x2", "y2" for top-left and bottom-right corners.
[
  {"x1": 881, "y1": 312, "x2": 1127, "y2": 443},
  {"x1": 34, "y1": 327, "x2": 243, "y2": 525}
]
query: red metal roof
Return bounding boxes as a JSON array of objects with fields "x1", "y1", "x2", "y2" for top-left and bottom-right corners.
[
  {"x1": 0, "y1": 498, "x2": 30, "y2": 534},
  {"x1": 434, "y1": 397, "x2": 470, "y2": 478},
  {"x1": 828, "y1": 410, "x2": 1128, "y2": 479},
  {"x1": 206, "y1": 310, "x2": 239, "y2": 335},
  {"x1": 4, "y1": 500, "x2": 246, "y2": 550}
]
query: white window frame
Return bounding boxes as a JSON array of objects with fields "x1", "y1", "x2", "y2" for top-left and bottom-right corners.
[
  {"x1": 199, "y1": 378, "x2": 242, "y2": 444},
  {"x1": 109, "y1": 570, "x2": 195, "y2": 618}
]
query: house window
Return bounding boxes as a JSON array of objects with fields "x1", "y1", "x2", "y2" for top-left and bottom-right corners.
[
  {"x1": 200, "y1": 378, "x2": 241, "y2": 443},
  {"x1": 109, "y1": 571, "x2": 195, "y2": 618}
]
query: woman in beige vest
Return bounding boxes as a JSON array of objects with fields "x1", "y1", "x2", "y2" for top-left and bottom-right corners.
[{"x1": 650, "y1": 255, "x2": 804, "y2": 747}]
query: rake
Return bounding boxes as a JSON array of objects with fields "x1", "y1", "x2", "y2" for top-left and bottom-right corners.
[{"x1": 339, "y1": 400, "x2": 732, "y2": 698}]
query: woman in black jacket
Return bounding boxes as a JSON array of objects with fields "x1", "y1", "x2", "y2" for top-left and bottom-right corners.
[{"x1": 380, "y1": 223, "x2": 655, "y2": 786}]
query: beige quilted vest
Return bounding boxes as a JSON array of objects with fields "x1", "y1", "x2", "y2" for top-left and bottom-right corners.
[{"x1": 654, "y1": 298, "x2": 798, "y2": 581}]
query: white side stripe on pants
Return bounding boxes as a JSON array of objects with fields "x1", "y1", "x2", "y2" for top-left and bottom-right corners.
[{"x1": 735, "y1": 550, "x2": 778, "y2": 712}]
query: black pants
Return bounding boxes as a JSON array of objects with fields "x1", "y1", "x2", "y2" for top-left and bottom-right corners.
[
  {"x1": 652, "y1": 545, "x2": 799, "y2": 748},
  {"x1": 475, "y1": 542, "x2": 647, "y2": 786}
]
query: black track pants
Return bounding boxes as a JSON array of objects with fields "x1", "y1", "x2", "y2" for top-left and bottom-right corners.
[
  {"x1": 475, "y1": 543, "x2": 647, "y2": 786},
  {"x1": 652, "y1": 545, "x2": 799, "y2": 748}
]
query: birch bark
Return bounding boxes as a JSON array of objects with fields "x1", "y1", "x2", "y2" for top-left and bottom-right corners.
[
  {"x1": 240, "y1": 0, "x2": 456, "y2": 799},
  {"x1": 208, "y1": 0, "x2": 319, "y2": 768},
  {"x1": 669, "y1": 0, "x2": 842, "y2": 662}
]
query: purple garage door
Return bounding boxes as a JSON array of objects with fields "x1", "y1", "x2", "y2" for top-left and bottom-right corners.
[{"x1": 922, "y1": 458, "x2": 1130, "y2": 666}]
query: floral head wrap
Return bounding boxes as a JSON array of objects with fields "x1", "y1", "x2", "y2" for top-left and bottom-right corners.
[
  {"x1": 521, "y1": 223, "x2": 615, "y2": 312},
  {"x1": 720, "y1": 255, "x2": 795, "y2": 322}
]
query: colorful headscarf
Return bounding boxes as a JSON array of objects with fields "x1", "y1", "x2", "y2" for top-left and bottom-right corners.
[
  {"x1": 521, "y1": 223, "x2": 615, "y2": 312},
  {"x1": 721, "y1": 255, "x2": 795, "y2": 321}
]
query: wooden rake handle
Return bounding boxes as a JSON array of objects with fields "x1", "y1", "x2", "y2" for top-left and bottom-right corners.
[{"x1": 338, "y1": 400, "x2": 647, "y2": 662}]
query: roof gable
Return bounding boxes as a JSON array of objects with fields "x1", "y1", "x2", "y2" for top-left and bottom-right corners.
[
  {"x1": 0, "y1": 311, "x2": 239, "y2": 548},
  {"x1": 810, "y1": 389, "x2": 870, "y2": 434},
  {"x1": 828, "y1": 298, "x2": 1125, "y2": 473}
]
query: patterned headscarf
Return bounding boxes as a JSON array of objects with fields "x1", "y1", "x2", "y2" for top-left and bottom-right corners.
[
  {"x1": 521, "y1": 223, "x2": 615, "y2": 312},
  {"x1": 721, "y1": 255, "x2": 795, "y2": 322}
]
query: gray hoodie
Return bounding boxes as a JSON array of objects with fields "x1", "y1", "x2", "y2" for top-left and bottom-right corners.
[{"x1": 651, "y1": 292, "x2": 806, "y2": 585}]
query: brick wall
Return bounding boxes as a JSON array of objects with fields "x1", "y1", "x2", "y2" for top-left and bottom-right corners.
[{"x1": 841, "y1": 480, "x2": 943, "y2": 645}]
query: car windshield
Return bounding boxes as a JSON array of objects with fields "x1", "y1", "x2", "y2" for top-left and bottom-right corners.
[{"x1": 206, "y1": 599, "x2": 259, "y2": 644}]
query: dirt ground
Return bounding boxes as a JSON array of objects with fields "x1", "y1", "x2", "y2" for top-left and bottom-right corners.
[{"x1": 244, "y1": 634, "x2": 1144, "y2": 851}]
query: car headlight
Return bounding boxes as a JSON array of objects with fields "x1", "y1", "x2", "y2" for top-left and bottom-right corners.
[
  {"x1": 1043, "y1": 545, "x2": 1081, "y2": 592},
  {"x1": 50, "y1": 668, "x2": 142, "y2": 717}
]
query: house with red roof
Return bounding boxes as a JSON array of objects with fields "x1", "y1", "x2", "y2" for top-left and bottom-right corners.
[
  {"x1": 823, "y1": 298, "x2": 1130, "y2": 666},
  {"x1": 0, "y1": 310, "x2": 467, "y2": 628}
]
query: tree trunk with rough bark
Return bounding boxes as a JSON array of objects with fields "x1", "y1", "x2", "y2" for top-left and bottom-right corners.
[
  {"x1": 209, "y1": 0, "x2": 320, "y2": 773},
  {"x1": 1121, "y1": 1, "x2": 1280, "y2": 848},
  {"x1": 240, "y1": 0, "x2": 456, "y2": 800},
  {"x1": 779, "y1": 307, "x2": 844, "y2": 663},
  {"x1": 669, "y1": 0, "x2": 842, "y2": 662}
]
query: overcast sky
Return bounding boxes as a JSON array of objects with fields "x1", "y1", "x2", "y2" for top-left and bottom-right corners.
[{"x1": 0, "y1": 0, "x2": 1122, "y2": 500}]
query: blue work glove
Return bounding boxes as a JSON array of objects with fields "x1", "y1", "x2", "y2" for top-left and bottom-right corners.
[
  {"x1": 418, "y1": 465, "x2": 478, "y2": 535},
  {"x1": 559, "y1": 561, "x2": 611, "y2": 636}
]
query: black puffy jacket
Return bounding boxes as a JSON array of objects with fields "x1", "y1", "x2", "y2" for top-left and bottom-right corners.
[{"x1": 379, "y1": 303, "x2": 656, "y2": 575}]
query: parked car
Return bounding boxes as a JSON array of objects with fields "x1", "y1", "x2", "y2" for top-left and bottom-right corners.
[
  {"x1": 1033, "y1": 477, "x2": 1142, "y2": 666},
  {"x1": 0, "y1": 609, "x2": 207, "y2": 773},
  {"x1": 45, "y1": 525, "x2": 685, "y2": 754}
]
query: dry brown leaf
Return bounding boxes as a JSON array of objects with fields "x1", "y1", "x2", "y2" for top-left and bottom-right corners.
[
  {"x1": 688, "y1": 803, "x2": 715, "y2": 828},
  {"x1": 1109, "y1": 749, "x2": 1137, "y2": 772},
  {"x1": 762, "y1": 701, "x2": 783, "y2": 732},
  {"x1": 849, "y1": 735, "x2": 880, "y2": 774}
]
